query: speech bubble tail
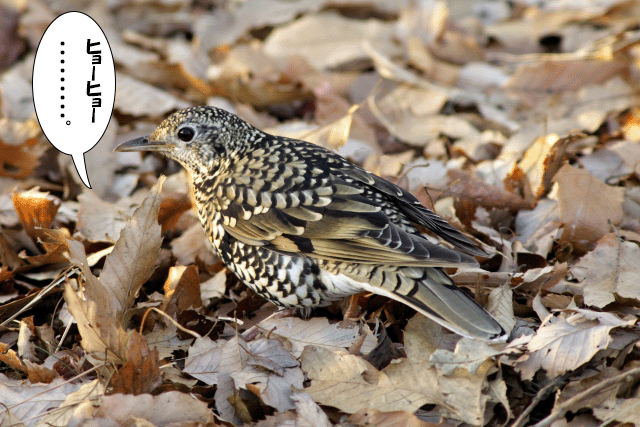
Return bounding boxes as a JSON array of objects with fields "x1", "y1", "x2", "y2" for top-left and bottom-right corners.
[{"x1": 72, "y1": 152, "x2": 92, "y2": 188}]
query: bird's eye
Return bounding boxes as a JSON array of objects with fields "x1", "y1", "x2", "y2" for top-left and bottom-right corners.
[{"x1": 177, "y1": 127, "x2": 195, "y2": 142}]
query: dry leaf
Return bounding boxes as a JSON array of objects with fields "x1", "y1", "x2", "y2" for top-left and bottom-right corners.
[
  {"x1": 264, "y1": 12, "x2": 397, "y2": 70},
  {"x1": 12, "y1": 188, "x2": 59, "y2": 236},
  {"x1": 349, "y1": 408, "x2": 432, "y2": 427},
  {"x1": 99, "y1": 176, "x2": 164, "y2": 324},
  {"x1": 554, "y1": 164, "x2": 624, "y2": 243},
  {"x1": 430, "y1": 338, "x2": 500, "y2": 376},
  {"x1": 76, "y1": 191, "x2": 130, "y2": 242},
  {"x1": 486, "y1": 283, "x2": 516, "y2": 335},
  {"x1": 0, "y1": 373, "x2": 86, "y2": 427},
  {"x1": 66, "y1": 390, "x2": 215, "y2": 426},
  {"x1": 514, "y1": 133, "x2": 574, "y2": 202},
  {"x1": 110, "y1": 332, "x2": 161, "y2": 395},
  {"x1": 250, "y1": 316, "x2": 377, "y2": 357},
  {"x1": 403, "y1": 313, "x2": 442, "y2": 362},
  {"x1": 65, "y1": 178, "x2": 164, "y2": 360},
  {"x1": 162, "y1": 264, "x2": 203, "y2": 313},
  {"x1": 301, "y1": 346, "x2": 441, "y2": 414},
  {"x1": 0, "y1": 134, "x2": 44, "y2": 180},
  {"x1": 115, "y1": 72, "x2": 190, "y2": 117},
  {"x1": 514, "y1": 309, "x2": 636, "y2": 381},
  {"x1": 567, "y1": 233, "x2": 640, "y2": 307}
]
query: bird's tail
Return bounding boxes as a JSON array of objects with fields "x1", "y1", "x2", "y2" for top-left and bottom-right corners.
[{"x1": 357, "y1": 266, "x2": 506, "y2": 341}]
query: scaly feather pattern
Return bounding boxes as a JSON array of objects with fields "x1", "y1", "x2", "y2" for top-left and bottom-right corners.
[{"x1": 115, "y1": 106, "x2": 506, "y2": 340}]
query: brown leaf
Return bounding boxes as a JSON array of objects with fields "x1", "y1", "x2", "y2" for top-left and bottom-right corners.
[
  {"x1": 162, "y1": 264, "x2": 203, "y2": 313},
  {"x1": 513, "y1": 133, "x2": 575, "y2": 202},
  {"x1": 158, "y1": 192, "x2": 192, "y2": 234},
  {"x1": 0, "y1": 136, "x2": 43, "y2": 179},
  {"x1": 447, "y1": 169, "x2": 532, "y2": 210},
  {"x1": 0, "y1": 342, "x2": 26, "y2": 373},
  {"x1": 12, "y1": 188, "x2": 59, "y2": 236},
  {"x1": 554, "y1": 164, "x2": 624, "y2": 243},
  {"x1": 100, "y1": 176, "x2": 164, "y2": 325},
  {"x1": 111, "y1": 331, "x2": 161, "y2": 395}
]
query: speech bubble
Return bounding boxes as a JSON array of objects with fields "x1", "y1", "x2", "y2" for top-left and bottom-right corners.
[{"x1": 32, "y1": 11, "x2": 115, "y2": 188}]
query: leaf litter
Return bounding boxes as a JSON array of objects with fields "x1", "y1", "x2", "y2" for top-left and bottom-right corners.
[{"x1": 2, "y1": 1, "x2": 640, "y2": 426}]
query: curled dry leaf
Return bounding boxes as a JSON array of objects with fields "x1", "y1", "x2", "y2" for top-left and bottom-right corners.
[
  {"x1": 162, "y1": 264, "x2": 203, "y2": 314},
  {"x1": 513, "y1": 133, "x2": 574, "y2": 203},
  {"x1": 11, "y1": 188, "x2": 59, "y2": 236}
]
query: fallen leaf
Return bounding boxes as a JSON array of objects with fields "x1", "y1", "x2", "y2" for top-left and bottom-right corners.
[
  {"x1": 250, "y1": 316, "x2": 377, "y2": 357},
  {"x1": 554, "y1": 164, "x2": 624, "y2": 243},
  {"x1": 264, "y1": 12, "x2": 397, "y2": 70},
  {"x1": 12, "y1": 188, "x2": 59, "y2": 236},
  {"x1": 110, "y1": 332, "x2": 161, "y2": 395},
  {"x1": 514, "y1": 309, "x2": 636, "y2": 381},
  {"x1": 567, "y1": 233, "x2": 640, "y2": 308},
  {"x1": 66, "y1": 390, "x2": 216, "y2": 426},
  {"x1": 349, "y1": 408, "x2": 433, "y2": 427}
]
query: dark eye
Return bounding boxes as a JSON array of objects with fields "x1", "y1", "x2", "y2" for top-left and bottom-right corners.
[{"x1": 177, "y1": 126, "x2": 195, "y2": 142}]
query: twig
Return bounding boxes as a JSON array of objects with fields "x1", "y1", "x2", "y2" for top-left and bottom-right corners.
[
  {"x1": 510, "y1": 375, "x2": 568, "y2": 427},
  {"x1": 531, "y1": 366, "x2": 640, "y2": 427}
]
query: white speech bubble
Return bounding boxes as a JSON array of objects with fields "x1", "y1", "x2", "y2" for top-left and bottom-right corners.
[{"x1": 32, "y1": 11, "x2": 115, "y2": 188}]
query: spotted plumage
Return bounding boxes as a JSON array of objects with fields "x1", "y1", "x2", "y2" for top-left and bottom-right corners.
[{"x1": 115, "y1": 106, "x2": 506, "y2": 341}]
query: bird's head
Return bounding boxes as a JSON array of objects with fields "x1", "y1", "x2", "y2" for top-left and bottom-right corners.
[{"x1": 114, "y1": 106, "x2": 254, "y2": 177}]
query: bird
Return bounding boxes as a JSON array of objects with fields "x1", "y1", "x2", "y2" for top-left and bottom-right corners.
[{"x1": 115, "y1": 106, "x2": 506, "y2": 341}]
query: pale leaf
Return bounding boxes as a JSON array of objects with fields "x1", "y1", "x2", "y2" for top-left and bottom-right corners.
[
  {"x1": 593, "y1": 396, "x2": 640, "y2": 425},
  {"x1": 349, "y1": 408, "x2": 432, "y2": 427},
  {"x1": 301, "y1": 346, "x2": 441, "y2": 414},
  {"x1": 568, "y1": 233, "x2": 640, "y2": 308},
  {"x1": 66, "y1": 391, "x2": 214, "y2": 426},
  {"x1": 430, "y1": 338, "x2": 500, "y2": 376},
  {"x1": 403, "y1": 313, "x2": 442, "y2": 363},
  {"x1": 263, "y1": 12, "x2": 397, "y2": 70},
  {"x1": 115, "y1": 72, "x2": 190, "y2": 117},
  {"x1": 215, "y1": 336, "x2": 246, "y2": 424},
  {"x1": 251, "y1": 317, "x2": 376, "y2": 357},
  {"x1": 183, "y1": 336, "x2": 225, "y2": 385},
  {"x1": 0, "y1": 373, "x2": 85, "y2": 427},
  {"x1": 37, "y1": 380, "x2": 104, "y2": 427},
  {"x1": 514, "y1": 310, "x2": 635, "y2": 381},
  {"x1": 232, "y1": 365, "x2": 304, "y2": 412},
  {"x1": 486, "y1": 283, "x2": 516, "y2": 335},
  {"x1": 292, "y1": 392, "x2": 332, "y2": 427},
  {"x1": 76, "y1": 191, "x2": 129, "y2": 242}
]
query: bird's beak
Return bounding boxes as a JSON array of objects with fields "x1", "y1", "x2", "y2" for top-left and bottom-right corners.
[{"x1": 113, "y1": 136, "x2": 174, "y2": 152}]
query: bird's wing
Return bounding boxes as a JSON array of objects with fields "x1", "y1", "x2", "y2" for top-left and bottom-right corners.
[
  {"x1": 341, "y1": 167, "x2": 487, "y2": 256},
  {"x1": 218, "y1": 172, "x2": 478, "y2": 267}
]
